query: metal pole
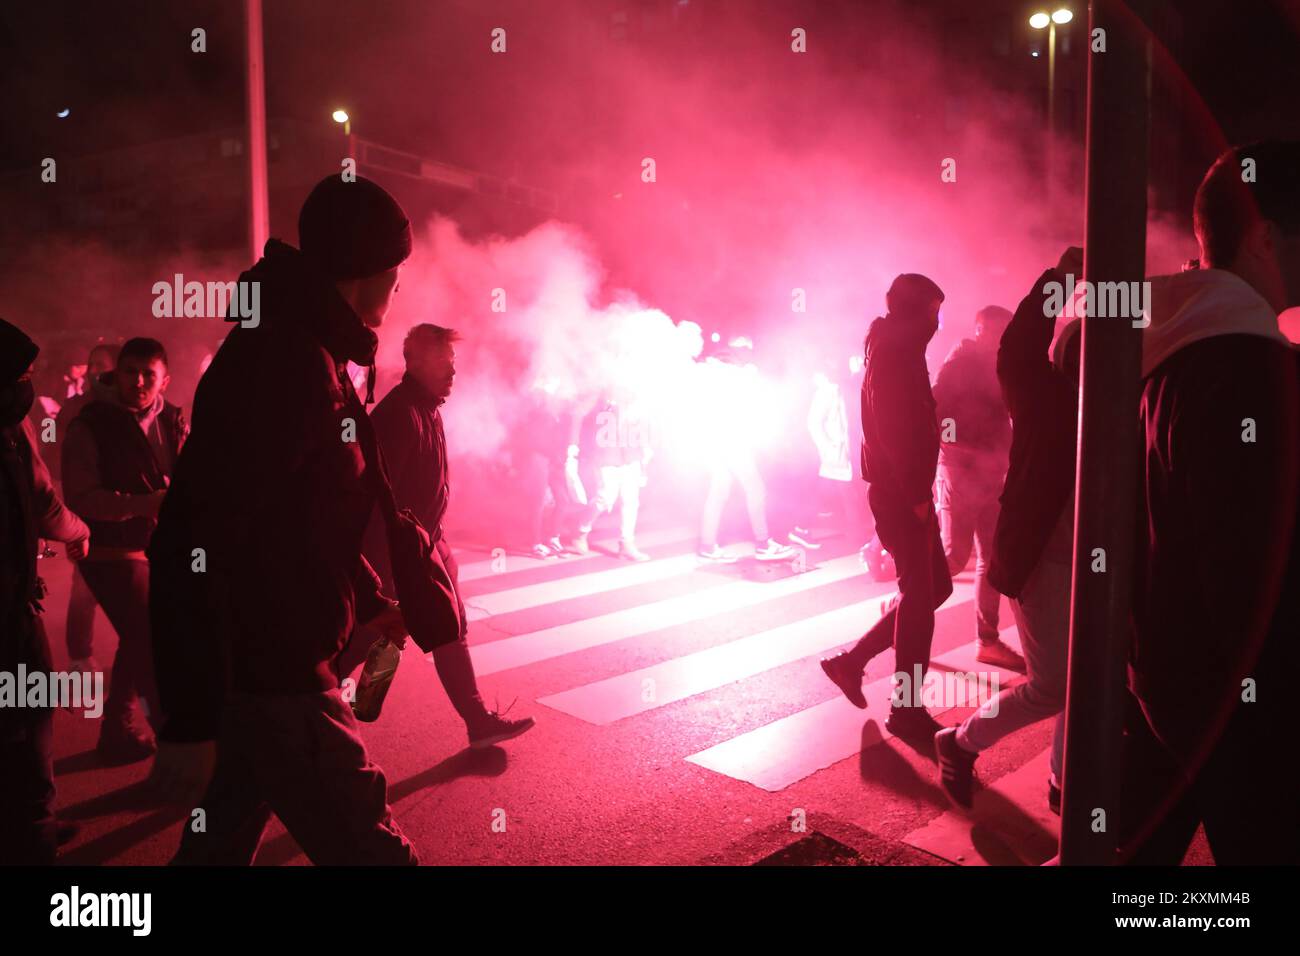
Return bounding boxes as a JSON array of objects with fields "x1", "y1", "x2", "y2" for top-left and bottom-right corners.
[
  {"x1": 1058, "y1": 0, "x2": 1151, "y2": 865},
  {"x1": 244, "y1": 0, "x2": 270, "y2": 263},
  {"x1": 1047, "y1": 21, "x2": 1056, "y2": 195}
]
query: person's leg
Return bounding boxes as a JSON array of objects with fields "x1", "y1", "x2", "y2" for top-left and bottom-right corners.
[
  {"x1": 955, "y1": 558, "x2": 1069, "y2": 758},
  {"x1": 972, "y1": 492, "x2": 1003, "y2": 644},
  {"x1": 171, "y1": 698, "x2": 274, "y2": 866},
  {"x1": 65, "y1": 567, "x2": 98, "y2": 662},
  {"x1": 699, "y1": 462, "x2": 733, "y2": 549},
  {"x1": 521, "y1": 451, "x2": 550, "y2": 546},
  {"x1": 618, "y1": 463, "x2": 641, "y2": 543},
  {"x1": 257, "y1": 691, "x2": 418, "y2": 865},
  {"x1": 80, "y1": 559, "x2": 160, "y2": 738},
  {"x1": 732, "y1": 452, "x2": 770, "y2": 543},
  {"x1": 0, "y1": 711, "x2": 57, "y2": 865},
  {"x1": 890, "y1": 507, "x2": 952, "y2": 691},
  {"x1": 936, "y1": 462, "x2": 974, "y2": 576}
]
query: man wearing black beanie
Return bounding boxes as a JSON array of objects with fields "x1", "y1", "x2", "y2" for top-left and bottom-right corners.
[
  {"x1": 820, "y1": 274, "x2": 953, "y2": 743},
  {"x1": 0, "y1": 317, "x2": 90, "y2": 864},
  {"x1": 146, "y1": 175, "x2": 418, "y2": 865}
]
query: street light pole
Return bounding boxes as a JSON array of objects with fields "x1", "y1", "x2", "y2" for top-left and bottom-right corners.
[{"x1": 244, "y1": 0, "x2": 270, "y2": 264}]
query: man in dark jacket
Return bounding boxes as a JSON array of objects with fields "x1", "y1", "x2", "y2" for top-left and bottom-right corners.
[
  {"x1": 54, "y1": 343, "x2": 115, "y2": 675},
  {"x1": 820, "y1": 273, "x2": 951, "y2": 742},
  {"x1": 338, "y1": 323, "x2": 534, "y2": 749},
  {"x1": 63, "y1": 337, "x2": 185, "y2": 764},
  {"x1": 0, "y1": 318, "x2": 90, "y2": 864},
  {"x1": 934, "y1": 249, "x2": 1082, "y2": 810},
  {"x1": 1121, "y1": 142, "x2": 1300, "y2": 864},
  {"x1": 147, "y1": 175, "x2": 418, "y2": 865},
  {"x1": 932, "y1": 305, "x2": 1023, "y2": 672}
]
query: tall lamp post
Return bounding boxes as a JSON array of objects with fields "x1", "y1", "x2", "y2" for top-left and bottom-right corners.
[
  {"x1": 1031, "y1": 7, "x2": 1073, "y2": 197},
  {"x1": 244, "y1": 0, "x2": 270, "y2": 263}
]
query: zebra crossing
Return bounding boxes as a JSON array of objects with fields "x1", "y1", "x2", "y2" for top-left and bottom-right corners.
[{"x1": 453, "y1": 527, "x2": 1027, "y2": 793}]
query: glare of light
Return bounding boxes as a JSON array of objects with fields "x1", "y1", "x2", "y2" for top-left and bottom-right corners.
[
  {"x1": 56, "y1": 108, "x2": 70, "y2": 118},
  {"x1": 710, "y1": 332, "x2": 721, "y2": 343},
  {"x1": 331, "y1": 109, "x2": 349, "y2": 124},
  {"x1": 1029, "y1": 12, "x2": 1050, "y2": 29},
  {"x1": 1051, "y1": 8, "x2": 1073, "y2": 23},
  {"x1": 1031, "y1": 50, "x2": 1040, "y2": 57}
]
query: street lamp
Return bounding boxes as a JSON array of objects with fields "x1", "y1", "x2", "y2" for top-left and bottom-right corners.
[
  {"x1": 332, "y1": 108, "x2": 351, "y2": 136},
  {"x1": 1030, "y1": 7, "x2": 1071, "y2": 192}
]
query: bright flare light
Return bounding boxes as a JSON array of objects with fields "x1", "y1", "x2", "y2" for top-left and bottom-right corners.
[
  {"x1": 56, "y1": 108, "x2": 70, "y2": 118},
  {"x1": 331, "y1": 109, "x2": 350, "y2": 124},
  {"x1": 1051, "y1": 8, "x2": 1073, "y2": 24},
  {"x1": 1029, "y1": 12, "x2": 1050, "y2": 29}
]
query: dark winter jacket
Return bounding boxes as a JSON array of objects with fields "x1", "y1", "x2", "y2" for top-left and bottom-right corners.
[
  {"x1": 1, "y1": 419, "x2": 89, "y2": 712},
  {"x1": 1132, "y1": 269, "x2": 1299, "y2": 764},
  {"x1": 987, "y1": 268, "x2": 1079, "y2": 598},
  {"x1": 933, "y1": 337, "x2": 1011, "y2": 475},
  {"x1": 859, "y1": 313, "x2": 939, "y2": 508},
  {"x1": 147, "y1": 240, "x2": 394, "y2": 743}
]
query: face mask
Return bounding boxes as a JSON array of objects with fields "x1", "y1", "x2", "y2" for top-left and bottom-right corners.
[{"x1": 0, "y1": 379, "x2": 36, "y2": 427}]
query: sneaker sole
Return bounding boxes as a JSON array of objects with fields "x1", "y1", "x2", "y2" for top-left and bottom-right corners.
[
  {"x1": 469, "y1": 718, "x2": 537, "y2": 750},
  {"x1": 820, "y1": 660, "x2": 867, "y2": 709}
]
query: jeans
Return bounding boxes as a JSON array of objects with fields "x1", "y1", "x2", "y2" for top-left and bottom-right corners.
[
  {"x1": 843, "y1": 486, "x2": 953, "y2": 703},
  {"x1": 700, "y1": 449, "x2": 769, "y2": 547},
  {"x1": 936, "y1": 459, "x2": 1003, "y2": 643},
  {"x1": 65, "y1": 567, "x2": 98, "y2": 661},
  {"x1": 956, "y1": 555, "x2": 1069, "y2": 782},
  {"x1": 78, "y1": 558, "x2": 160, "y2": 733},
  {"x1": 0, "y1": 706, "x2": 56, "y2": 864}
]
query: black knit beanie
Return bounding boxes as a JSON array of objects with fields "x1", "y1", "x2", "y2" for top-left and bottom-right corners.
[
  {"x1": 0, "y1": 317, "x2": 39, "y2": 385},
  {"x1": 298, "y1": 174, "x2": 413, "y2": 280}
]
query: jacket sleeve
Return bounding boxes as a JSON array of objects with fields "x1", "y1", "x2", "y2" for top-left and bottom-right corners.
[
  {"x1": 24, "y1": 420, "x2": 89, "y2": 545},
  {"x1": 370, "y1": 402, "x2": 421, "y2": 499},
  {"x1": 998, "y1": 268, "x2": 1064, "y2": 418}
]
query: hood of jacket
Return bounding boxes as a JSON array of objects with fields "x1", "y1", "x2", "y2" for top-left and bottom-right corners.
[
  {"x1": 1142, "y1": 268, "x2": 1287, "y2": 378},
  {"x1": 86, "y1": 370, "x2": 166, "y2": 431},
  {"x1": 237, "y1": 239, "x2": 379, "y2": 372}
]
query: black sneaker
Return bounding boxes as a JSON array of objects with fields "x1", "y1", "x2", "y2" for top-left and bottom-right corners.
[
  {"x1": 820, "y1": 653, "x2": 867, "y2": 709},
  {"x1": 469, "y1": 712, "x2": 537, "y2": 750},
  {"x1": 1048, "y1": 779, "x2": 1061, "y2": 816},
  {"x1": 885, "y1": 705, "x2": 943, "y2": 743},
  {"x1": 934, "y1": 727, "x2": 977, "y2": 808}
]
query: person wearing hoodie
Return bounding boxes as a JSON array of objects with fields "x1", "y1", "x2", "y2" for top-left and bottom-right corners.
[
  {"x1": 933, "y1": 249, "x2": 1082, "y2": 811},
  {"x1": 1122, "y1": 142, "x2": 1300, "y2": 864},
  {"x1": 337, "y1": 323, "x2": 535, "y2": 749},
  {"x1": 62, "y1": 338, "x2": 185, "y2": 765},
  {"x1": 931, "y1": 305, "x2": 1023, "y2": 673},
  {"x1": 820, "y1": 273, "x2": 951, "y2": 743},
  {"x1": 146, "y1": 174, "x2": 418, "y2": 865},
  {"x1": 0, "y1": 317, "x2": 90, "y2": 864}
]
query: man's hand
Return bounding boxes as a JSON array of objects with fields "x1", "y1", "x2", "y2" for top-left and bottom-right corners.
[
  {"x1": 1055, "y1": 246, "x2": 1084, "y2": 279},
  {"x1": 369, "y1": 603, "x2": 409, "y2": 650},
  {"x1": 66, "y1": 531, "x2": 89, "y2": 561},
  {"x1": 148, "y1": 740, "x2": 217, "y2": 805}
]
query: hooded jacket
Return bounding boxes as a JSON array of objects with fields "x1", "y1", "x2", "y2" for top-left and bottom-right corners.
[
  {"x1": 1134, "y1": 268, "x2": 1299, "y2": 763},
  {"x1": 859, "y1": 312, "x2": 940, "y2": 508},
  {"x1": 933, "y1": 337, "x2": 1011, "y2": 475},
  {"x1": 987, "y1": 268, "x2": 1079, "y2": 598},
  {"x1": 147, "y1": 240, "x2": 394, "y2": 743}
]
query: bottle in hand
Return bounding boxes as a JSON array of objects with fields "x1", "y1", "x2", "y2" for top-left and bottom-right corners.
[{"x1": 353, "y1": 638, "x2": 402, "y2": 722}]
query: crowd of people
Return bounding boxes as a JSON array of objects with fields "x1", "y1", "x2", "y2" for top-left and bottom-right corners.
[{"x1": 2, "y1": 139, "x2": 1297, "y2": 865}]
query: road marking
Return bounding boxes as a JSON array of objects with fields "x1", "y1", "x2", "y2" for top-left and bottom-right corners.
[
  {"x1": 455, "y1": 527, "x2": 693, "y2": 581},
  {"x1": 684, "y1": 627, "x2": 1024, "y2": 791},
  {"x1": 470, "y1": 553, "x2": 869, "y2": 675}
]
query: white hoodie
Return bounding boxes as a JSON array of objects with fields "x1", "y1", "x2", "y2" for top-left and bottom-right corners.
[{"x1": 1141, "y1": 268, "x2": 1289, "y2": 378}]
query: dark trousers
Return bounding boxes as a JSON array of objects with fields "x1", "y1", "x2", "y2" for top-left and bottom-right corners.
[
  {"x1": 1119, "y1": 692, "x2": 1299, "y2": 865},
  {"x1": 0, "y1": 709, "x2": 56, "y2": 865},
  {"x1": 172, "y1": 689, "x2": 417, "y2": 865},
  {"x1": 78, "y1": 558, "x2": 160, "y2": 732},
  {"x1": 65, "y1": 568, "x2": 98, "y2": 661},
  {"x1": 843, "y1": 486, "x2": 952, "y2": 696}
]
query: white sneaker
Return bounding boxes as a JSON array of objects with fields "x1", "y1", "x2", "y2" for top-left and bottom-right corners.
[
  {"x1": 697, "y1": 545, "x2": 738, "y2": 564},
  {"x1": 755, "y1": 538, "x2": 797, "y2": 562},
  {"x1": 618, "y1": 540, "x2": 650, "y2": 562}
]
